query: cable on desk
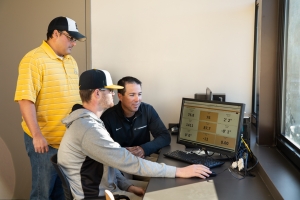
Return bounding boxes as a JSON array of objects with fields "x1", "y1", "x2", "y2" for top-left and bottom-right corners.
[{"x1": 228, "y1": 167, "x2": 245, "y2": 180}]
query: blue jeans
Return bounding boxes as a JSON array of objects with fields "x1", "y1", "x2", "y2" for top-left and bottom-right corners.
[{"x1": 24, "y1": 133, "x2": 64, "y2": 200}]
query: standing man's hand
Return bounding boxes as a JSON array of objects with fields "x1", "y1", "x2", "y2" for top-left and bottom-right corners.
[
  {"x1": 126, "y1": 146, "x2": 145, "y2": 158},
  {"x1": 19, "y1": 99, "x2": 49, "y2": 153},
  {"x1": 33, "y1": 133, "x2": 49, "y2": 153}
]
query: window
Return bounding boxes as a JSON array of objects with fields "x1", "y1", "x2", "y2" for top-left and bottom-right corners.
[
  {"x1": 277, "y1": 0, "x2": 300, "y2": 169},
  {"x1": 284, "y1": 0, "x2": 300, "y2": 149}
]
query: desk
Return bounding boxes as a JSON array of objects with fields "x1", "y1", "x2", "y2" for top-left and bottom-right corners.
[{"x1": 144, "y1": 135, "x2": 273, "y2": 200}]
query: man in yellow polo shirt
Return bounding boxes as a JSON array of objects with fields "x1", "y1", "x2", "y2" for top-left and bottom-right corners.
[{"x1": 14, "y1": 16, "x2": 86, "y2": 200}]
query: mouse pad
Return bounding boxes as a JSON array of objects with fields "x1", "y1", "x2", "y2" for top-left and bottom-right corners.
[{"x1": 143, "y1": 180, "x2": 218, "y2": 200}]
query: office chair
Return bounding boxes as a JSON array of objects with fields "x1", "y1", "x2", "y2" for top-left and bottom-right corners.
[
  {"x1": 105, "y1": 190, "x2": 115, "y2": 200},
  {"x1": 50, "y1": 154, "x2": 130, "y2": 200},
  {"x1": 50, "y1": 154, "x2": 73, "y2": 200}
]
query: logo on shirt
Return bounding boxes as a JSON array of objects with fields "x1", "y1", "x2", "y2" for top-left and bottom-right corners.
[
  {"x1": 116, "y1": 127, "x2": 122, "y2": 131},
  {"x1": 134, "y1": 125, "x2": 147, "y2": 130}
]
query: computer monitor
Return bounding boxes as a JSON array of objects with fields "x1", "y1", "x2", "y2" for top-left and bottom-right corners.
[{"x1": 177, "y1": 98, "x2": 245, "y2": 157}]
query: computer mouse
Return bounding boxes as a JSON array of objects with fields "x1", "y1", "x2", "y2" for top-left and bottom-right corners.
[{"x1": 209, "y1": 171, "x2": 217, "y2": 177}]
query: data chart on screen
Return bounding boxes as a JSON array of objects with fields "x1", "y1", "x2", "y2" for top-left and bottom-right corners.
[{"x1": 179, "y1": 99, "x2": 243, "y2": 152}]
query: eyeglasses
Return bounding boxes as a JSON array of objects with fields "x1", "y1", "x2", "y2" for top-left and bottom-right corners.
[
  {"x1": 59, "y1": 31, "x2": 76, "y2": 42},
  {"x1": 99, "y1": 88, "x2": 114, "y2": 93}
]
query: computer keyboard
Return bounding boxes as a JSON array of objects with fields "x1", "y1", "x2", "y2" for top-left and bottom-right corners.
[{"x1": 163, "y1": 150, "x2": 225, "y2": 168}]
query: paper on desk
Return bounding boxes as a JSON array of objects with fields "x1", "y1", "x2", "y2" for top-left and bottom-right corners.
[{"x1": 143, "y1": 180, "x2": 218, "y2": 200}]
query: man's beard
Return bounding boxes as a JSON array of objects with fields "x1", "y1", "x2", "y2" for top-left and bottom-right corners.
[{"x1": 99, "y1": 95, "x2": 114, "y2": 110}]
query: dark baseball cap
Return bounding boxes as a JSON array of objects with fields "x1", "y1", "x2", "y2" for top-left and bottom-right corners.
[
  {"x1": 79, "y1": 69, "x2": 124, "y2": 90},
  {"x1": 48, "y1": 16, "x2": 86, "y2": 42}
]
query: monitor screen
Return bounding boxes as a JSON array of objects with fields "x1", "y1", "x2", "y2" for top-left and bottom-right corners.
[{"x1": 177, "y1": 98, "x2": 245, "y2": 157}]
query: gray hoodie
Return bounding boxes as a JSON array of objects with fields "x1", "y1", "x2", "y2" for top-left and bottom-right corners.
[{"x1": 58, "y1": 108, "x2": 176, "y2": 199}]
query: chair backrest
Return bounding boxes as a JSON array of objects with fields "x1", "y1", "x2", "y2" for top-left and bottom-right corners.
[
  {"x1": 104, "y1": 190, "x2": 130, "y2": 200},
  {"x1": 50, "y1": 154, "x2": 73, "y2": 200},
  {"x1": 105, "y1": 190, "x2": 115, "y2": 200}
]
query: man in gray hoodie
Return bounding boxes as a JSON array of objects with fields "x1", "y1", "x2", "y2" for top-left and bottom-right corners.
[{"x1": 58, "y1": 69, "x2": 212, "y2": 200}]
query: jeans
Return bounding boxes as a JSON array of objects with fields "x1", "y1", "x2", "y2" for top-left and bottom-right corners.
[{"x1": 24, "y1": 133, "x2": 64, "y2": 200}]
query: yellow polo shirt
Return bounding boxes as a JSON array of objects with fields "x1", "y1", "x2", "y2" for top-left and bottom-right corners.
[{"x1": 14, "y1": 41, "x2": 81, "y2": 149}]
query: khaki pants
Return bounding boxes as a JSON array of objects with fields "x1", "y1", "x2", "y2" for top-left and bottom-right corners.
[{"x1": 112, "y1": 180, "x2": 148, "y2": 200}]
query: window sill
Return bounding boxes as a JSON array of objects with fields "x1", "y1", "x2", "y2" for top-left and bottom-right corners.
[{"x1": 250, "y1": 126, "x2": 300, "y2": 200}]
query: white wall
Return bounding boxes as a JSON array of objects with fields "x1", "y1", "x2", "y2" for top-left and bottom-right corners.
[{"x1": 91, "y1": 0, "x2": 255, "y2": 125}]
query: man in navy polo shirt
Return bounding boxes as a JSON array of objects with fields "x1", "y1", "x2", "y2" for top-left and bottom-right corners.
[{"x1": 101, "y1": 76, "x2": 171, "y2": 166}]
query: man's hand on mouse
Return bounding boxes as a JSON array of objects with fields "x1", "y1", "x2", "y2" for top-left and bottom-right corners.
[
  {"x1": 126, "y1": 146, "x2": 145, "y2": 158},
  {"x1": 175, "y1": 164, "x2": 213, "y2": 179}
]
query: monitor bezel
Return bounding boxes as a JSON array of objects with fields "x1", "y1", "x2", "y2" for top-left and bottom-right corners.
[{"x1": 177, "y1": 98, "x2": 245, "y2": 157}]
